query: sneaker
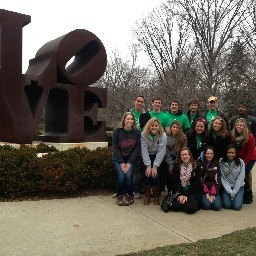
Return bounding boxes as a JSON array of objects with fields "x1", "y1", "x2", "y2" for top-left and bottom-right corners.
[
  {"x1": 123, "y1": 195, "x2": 134, "y2": 206},
  {"x1": 116, "y1": 195, "x2": 124, "y2": 206},
  {"x1": 112, "y1": 193, "x2": 117, "y2": 198},
  {"x1": 134, "y1": 193, "x2": 142, "y2": 199}
]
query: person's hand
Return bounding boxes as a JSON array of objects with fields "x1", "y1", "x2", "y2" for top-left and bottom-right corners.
[
  {"x1": 178, "y1": 195, "x2": 187, "y2": 204},
  {"x1": 230, "y1": 195, "x2": 234, "y2": 200},
  {"x1": 124, "y1": 163, "x2": 131, "y2": 173},
  {"x1": 169, "y1": 167, "x2": 173, "y2": 174},
  {"x1": 120, "y1": 163, "x2": 126, "y2": 172},
  {"x1": 145, "y1": 167, "x2": 152, "y2": 177},
  {"x1": 208, "y1": 195, "x2": 215, "y2": 203},
  {"x1": 206, "y1": 193, "x2": 210, "y2": 201},
  {"x1": 151, "y1": 167, "x2": 157, "y2": 178}
]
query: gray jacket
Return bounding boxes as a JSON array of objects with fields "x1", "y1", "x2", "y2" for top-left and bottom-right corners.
[
  {"x1": 141, "y1": 132, "x2": 167, "y2": 168},
  {"x1": 164, "y1": 135, "x2": 187, "y2": 168},
  {"x1": 219, "y1": 158, "x2": 245, "y2": 197},
  {"x1": 164, "y1": 135, "x2": 177, "y2": 168}
]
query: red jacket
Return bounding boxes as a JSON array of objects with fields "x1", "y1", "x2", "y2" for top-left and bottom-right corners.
[{"x1": 237, "y1": 133, "x2": 256, "y2": 165}]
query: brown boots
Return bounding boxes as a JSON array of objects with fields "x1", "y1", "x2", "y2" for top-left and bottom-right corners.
[
  {"x1": 144, "y1": 185, "x2": 151, "y2": 205},
  {"x1": 144, "y1": 185, "x2": 160, "y2": 205}
]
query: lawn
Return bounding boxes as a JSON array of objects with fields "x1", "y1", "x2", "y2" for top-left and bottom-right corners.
[{"x1": 121, "y1": 227, "x2": 256, "y2": 256}]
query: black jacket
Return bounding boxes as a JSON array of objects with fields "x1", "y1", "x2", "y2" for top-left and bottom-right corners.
[
  {"x1": 172, "y1": 162, "x2": 203, "y2": 197},
  {"x1": 205, "y1": 131, "x2": 230, "y2": 160}
]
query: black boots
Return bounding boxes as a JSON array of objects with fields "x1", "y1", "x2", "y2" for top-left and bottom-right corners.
[{"x1": 243, "y1": 189, "x2": 253, "y2": 204}]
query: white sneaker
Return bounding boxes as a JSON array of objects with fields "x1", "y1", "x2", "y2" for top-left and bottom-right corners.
[{"x1": 134, "y1": 193, "x2": 142, "y2": 199}]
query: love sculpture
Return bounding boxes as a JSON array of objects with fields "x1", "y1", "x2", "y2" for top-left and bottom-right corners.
[{"x1": 0, "y1": 9, "x2": 107, "y2": 144}]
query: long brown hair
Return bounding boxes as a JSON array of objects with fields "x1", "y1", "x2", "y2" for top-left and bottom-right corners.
[
  {"x1": 176, "y1": 147, "x2": 196, "y2": 168},
  {"x1": 209, "y1": 116, "x2": 228, "y2": 137},
  {"x1": 169, "y1": 120, "x2": 187, "y2": 152},
  {"x1": 231, "y1": 118, "x2": 249, "y2": 142},
  {"x1": 119, "y1": 112, "x2": 137, "y2": 129}
]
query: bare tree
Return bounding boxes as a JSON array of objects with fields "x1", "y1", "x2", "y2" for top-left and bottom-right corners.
[
  {"x1": 177, "y1": 0, "x2": 249, "y2": 96},
  {"x1": 93, "y1": 49, "x2": 154, "y2": 128},
  {"x1": 133, "y1": 1, "x2": 199, "y2": 104}
]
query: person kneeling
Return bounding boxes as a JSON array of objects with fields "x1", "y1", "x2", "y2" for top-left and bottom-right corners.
[{"x1": 170, "y1": 147, "x2": 203, "y2": 214}]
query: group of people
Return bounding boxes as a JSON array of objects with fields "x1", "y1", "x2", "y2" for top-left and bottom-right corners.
[{"x1": 112, "y1": 95, "x2": 256, "y2": 213}]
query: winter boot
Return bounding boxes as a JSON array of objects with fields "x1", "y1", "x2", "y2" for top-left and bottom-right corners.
[
  {"x1": 243, "y1": 189, "x2": 253, "y2": 204},
  {"x1": 153, "y1": 186, "x2": 160, "y2": 205},
  {"x1": 144, "y1": 185, "x2": 151, "y2": 205}
]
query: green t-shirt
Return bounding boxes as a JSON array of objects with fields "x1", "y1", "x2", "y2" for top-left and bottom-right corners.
[
  {"x1": 149, "y1": 111, "x2": 170, "y2": 130},
  {"x1": 196, "y1": 134, "x2": 202, "y2": 149},
  {"x1": 206, "y1": 110, "x2": 218, "y2": 127},
  {"x1": 189, "y1": 113, "x2": 197, "y2": 126},
  {"x1": 131, "y1": 109, "x2": 142, "y2": 130},
  {"x1": 165, "y1": 112, "x2": 191, "y2": 132}
]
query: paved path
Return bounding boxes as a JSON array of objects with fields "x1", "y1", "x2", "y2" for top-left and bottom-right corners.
[{"x1": 1, "y1": 167, "x2": 256, "y2": 256}]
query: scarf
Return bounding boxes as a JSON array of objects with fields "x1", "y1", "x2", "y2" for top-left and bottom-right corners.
[
  {"x1": 235, "y1": 135, "x2": 245, "y2": 149},
  {"x1": 180, "y1": 163, "x2": 193, "y2": 188}
]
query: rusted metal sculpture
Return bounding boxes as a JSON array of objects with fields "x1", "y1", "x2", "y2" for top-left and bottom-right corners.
[{"x1": 0, "y1": 9, "x2": 107, "y2": 143}]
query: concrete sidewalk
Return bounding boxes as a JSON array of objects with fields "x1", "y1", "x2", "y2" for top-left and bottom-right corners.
[{"x1": 1, "y1": 168, "x2": 256, "y2": 256}]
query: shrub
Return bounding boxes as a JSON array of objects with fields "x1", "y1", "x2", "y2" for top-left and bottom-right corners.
[{"x1": 0, "y1": 144, "x2": 116, "y2": 199}]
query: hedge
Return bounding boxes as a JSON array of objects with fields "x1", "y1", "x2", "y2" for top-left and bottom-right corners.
[{"x1": 0, "y1": 143, "x2": 116, "y2": 199}]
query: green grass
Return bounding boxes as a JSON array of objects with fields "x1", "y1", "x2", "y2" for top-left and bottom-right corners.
[{"x1": 121, "y1": 227, "x2": 256, "y2": 256}]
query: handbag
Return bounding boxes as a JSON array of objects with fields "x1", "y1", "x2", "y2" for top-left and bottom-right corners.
[{"x1": 160, "y1": 193, "x2": 178, "y2": 213}]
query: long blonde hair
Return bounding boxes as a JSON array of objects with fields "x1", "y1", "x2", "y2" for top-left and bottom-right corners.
[
  {"x1": 169, "y1": 120, "x2": 187, "y2": 152},
  {"x1": 209, "y1": 116, "x2": 228, "y2": 137},
  {"x1": 231, "y1": 118, "x2": 249, "y2": 142},
  {"x1": 119, "y1": 112, "x2": 137, "y2": 129},
  {"x1": 142, "y1": 118, "x2": 164, "y2": 136}
]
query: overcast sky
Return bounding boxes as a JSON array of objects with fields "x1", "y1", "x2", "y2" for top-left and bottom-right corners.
[{"x1": 1, "y1": 0, "x2": 162, "y2": 72}]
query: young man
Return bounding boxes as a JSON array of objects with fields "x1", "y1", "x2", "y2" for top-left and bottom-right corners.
[
  {"x1": 130, "y1": 96, "x2": 151, "y2": 199},
  {"x1": 186, "y1": 98, "x2": 201, "y2": 127},
  {"x1": 131, "y1": 96, "x2": 151, "y2": 131},
  {"x1": 204, "y1": 96, "x2": 229, "y2": 130},
  {"x1": 149, "y1": 97, "x2": 171, "y2": 133},
  {"x1": 230, "y1": 102, "x2": 256, "y2": 142},
  {"x1": 165, "y1": 99, "x2": 191, "y2": 132}
]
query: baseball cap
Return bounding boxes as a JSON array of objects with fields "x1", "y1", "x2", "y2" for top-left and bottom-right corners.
[{"x1": 208, "y1": 96, "x2": 217, "y2": 102}]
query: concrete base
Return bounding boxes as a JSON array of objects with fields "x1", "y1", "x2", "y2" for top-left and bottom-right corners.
[{"x1": 0, "y1": 141, "x2": 108, "y2": 151}]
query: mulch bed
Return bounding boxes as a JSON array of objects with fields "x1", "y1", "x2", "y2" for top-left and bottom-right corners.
[{"x1": 0, "y1": 188, "x2": 114, "y2": 202}]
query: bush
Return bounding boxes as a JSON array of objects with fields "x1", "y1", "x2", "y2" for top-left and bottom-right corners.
[{"x1": 0, "y1": 144, "x2": 116, "y2": 199}]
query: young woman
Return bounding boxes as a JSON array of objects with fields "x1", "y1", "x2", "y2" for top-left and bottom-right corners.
[
  {"x1": 219, "y1": 144, "x2": 245, "y2": 210},
  {"x1": 199, "y1": 146, "x2": 222, "y2": 211},
  {"x1": 170, "y1": 147, "x2": 203, "y2": 214},
  {"x1": 165, "y1": 121, "x2": 187, "y2": 194},
  {"x1": 141, "y1": 118, "x2": 167, "y2": 205},
  {"x1": 112, "y1": 112, "x2": 141, "y2": 206},
  {"x1": 230, "y1": 118, "x2": 256, "y2": 204},
  {"x1": 185, "y1": 117, "x2": 208, "y2": 159},
  {"x1": 206, "y1": 116, "x2": 230, "y2": 160}
]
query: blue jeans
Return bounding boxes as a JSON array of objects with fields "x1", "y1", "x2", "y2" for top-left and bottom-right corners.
[
  {"x1": 245, "y1": 160, "x2": 256, "y2": 191},
  {"x1": 114, "y1": 161, "x2": 135, "y2": 197},
  {"x1": 200, "y1": 194, "x2": 222, "y2": 211},
  {"x1": 222, "y1": 187, "x2": 244, "y2": 210}
]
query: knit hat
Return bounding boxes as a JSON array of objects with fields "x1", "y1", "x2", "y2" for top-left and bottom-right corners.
[{"x1": 208, "y1": 96, "x2": 217, "y2": 102}]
